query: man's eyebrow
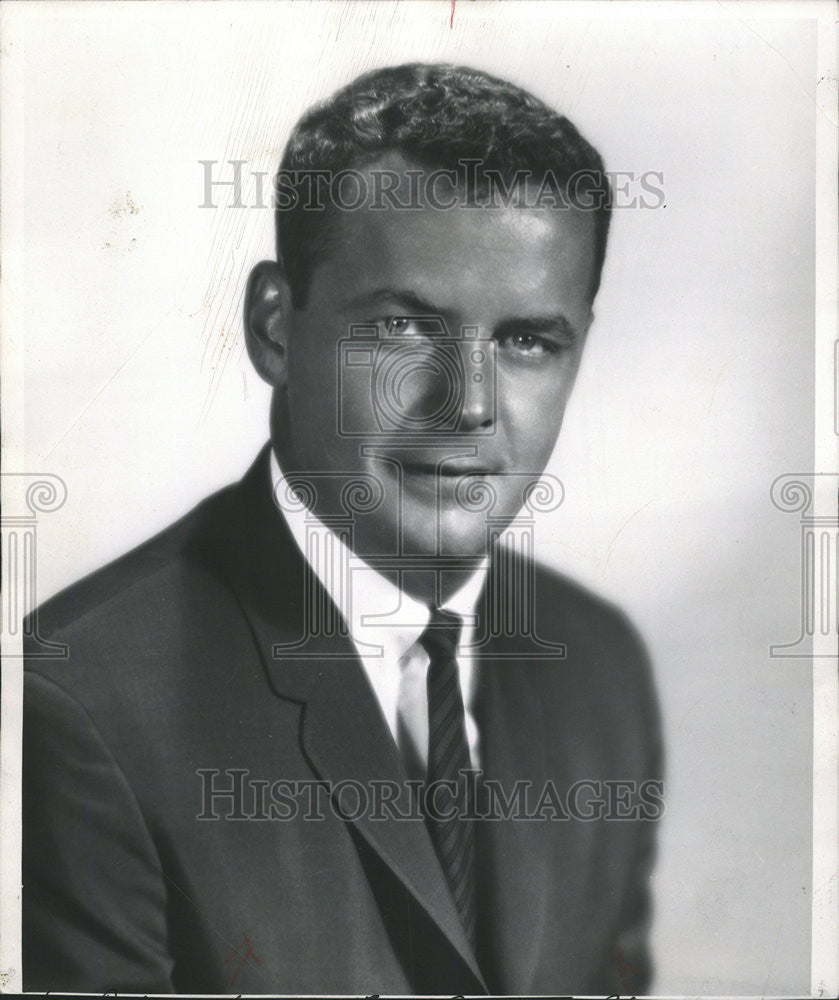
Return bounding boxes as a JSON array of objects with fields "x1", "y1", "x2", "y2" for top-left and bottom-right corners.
[
  {"x1": 495, "y1": 314, "x2": 580, "y2": 342},
  {"x1": 340, "y1": 288, "x2": 444, "y2": 315}
]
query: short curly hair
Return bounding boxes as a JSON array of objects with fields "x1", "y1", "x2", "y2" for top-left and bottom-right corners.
[{"x1": 275, "y1": 62, "x2": 611, "y2": 307}]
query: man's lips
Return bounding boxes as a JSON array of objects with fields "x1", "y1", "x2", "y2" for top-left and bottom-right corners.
[{"x1": 398, "y1": 462, "x2": 498, "y2": 477}]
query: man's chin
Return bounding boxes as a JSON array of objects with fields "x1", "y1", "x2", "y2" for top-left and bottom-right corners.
[
  {"x1": 350, "y1": 507, "x2": 492, "y2": 564},
  {"x1": 401, "y1": 506, "x2": 495, "y2": 561},
  {"x1": 345, "y1": 466, "x2": 521, "y2": 563}
]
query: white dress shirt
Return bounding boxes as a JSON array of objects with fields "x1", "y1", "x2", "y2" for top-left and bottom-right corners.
[{"x1": 270, "y1": 450, "x2": 488, "y2": 772}]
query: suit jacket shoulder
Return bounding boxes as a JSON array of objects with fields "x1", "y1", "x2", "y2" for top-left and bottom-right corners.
[
  {"x1": 481, "y1": 548, "x2": 661, "y2": 750},
  {"x1": 28, "y1": 476, "x2": 240, "y2": 647}
]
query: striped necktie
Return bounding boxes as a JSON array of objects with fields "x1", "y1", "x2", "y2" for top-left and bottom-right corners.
[{"x1": 420, "y1": 607, "x2": 477, "y2": 949}]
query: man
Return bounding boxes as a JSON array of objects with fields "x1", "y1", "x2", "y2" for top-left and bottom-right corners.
[{"x1": 23, "y1": 63, "x2": 662, "y2": 995}]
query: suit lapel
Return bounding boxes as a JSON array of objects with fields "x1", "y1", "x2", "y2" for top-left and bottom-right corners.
[
  {"x1": 281, "y1": 650, "x2": 486, "y2": 991},
  {"x1": 216, "y1": 446, "x2": 487, "y2": 992},
  {"x1": 472, "y1": 568, "x2": 561, "y2": 994}
]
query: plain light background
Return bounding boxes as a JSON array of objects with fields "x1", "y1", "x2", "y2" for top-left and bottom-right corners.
[{"x1": 12, "y1": 1, "x2": 820, "y2": 993}]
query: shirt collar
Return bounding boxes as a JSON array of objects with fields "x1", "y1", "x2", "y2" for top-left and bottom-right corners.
[{"x1": 269, "y1": 448, "x2": 488, "y2": 662}]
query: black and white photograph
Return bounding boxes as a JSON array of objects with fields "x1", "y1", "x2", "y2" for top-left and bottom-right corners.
[{"x1": 1, "y1": 1, "x2": 836, "y2": 996}]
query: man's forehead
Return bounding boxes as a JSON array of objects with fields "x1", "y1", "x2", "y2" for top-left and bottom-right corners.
[
  {"x1": 292, "y1": 151, "x2": 599, "y2": 321},
  {"x1": 349, "y1": 151, "x2": 578, "y2": 211},
  {"x1": 304, "y1": 203, "x2": 596, "y2": 331},
  {"x1": 321, "y1": 187, "x2": 597, "y2": 278}
]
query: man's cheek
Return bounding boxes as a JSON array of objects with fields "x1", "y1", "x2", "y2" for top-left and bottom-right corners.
[{"x1": 509, "y1": 393, "x2": 566, "y2": 448}]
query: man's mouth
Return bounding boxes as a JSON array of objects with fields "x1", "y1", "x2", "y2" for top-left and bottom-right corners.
[
  {"x1": 366, "y1": 454, "x2": 503, "y2": 497},
  {"x1": 401, "y1": 462, "x2": 497, "y2": 478}
]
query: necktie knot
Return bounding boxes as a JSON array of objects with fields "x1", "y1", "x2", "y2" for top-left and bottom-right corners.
[{"x1": 419, "y1": 607, "x2": 463, "y2": 661}]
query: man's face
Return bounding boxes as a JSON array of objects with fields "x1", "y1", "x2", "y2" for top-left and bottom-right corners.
[{"x1": 278, "y1": 172, "x2": 596, "y2": 564}]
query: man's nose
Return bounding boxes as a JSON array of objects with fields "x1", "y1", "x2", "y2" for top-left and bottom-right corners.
[{"x1": 457, "y1": 338, "x2": 495, "y2": 431}]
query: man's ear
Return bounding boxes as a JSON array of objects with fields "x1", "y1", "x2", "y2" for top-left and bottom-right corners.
[{"x1": 243, "y1": 260, "x2": 293, "y2": 387}]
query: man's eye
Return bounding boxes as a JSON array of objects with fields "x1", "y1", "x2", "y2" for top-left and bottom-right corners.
[
  {"x1": 387, "y1": 316, "x2": 421, "y2": 337},
  {"x1": 503, "y1": 333, "x2": 555, "y2": 357},
  {"x1": 381, "y1": 316, "x2": 448, "y2": 339}
]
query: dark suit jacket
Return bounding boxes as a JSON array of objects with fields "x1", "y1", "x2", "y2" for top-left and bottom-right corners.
[{"x1": 23, "y1": 445, "x2": 662, "y2": 995}]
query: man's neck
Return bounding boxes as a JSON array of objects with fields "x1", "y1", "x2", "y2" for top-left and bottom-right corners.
[
  {"x1": 374, "y1": 566, "x2": 486, "y2": 608},
  {"x1": 269, "y1": 437, "x2": 490, "y2": 609}
]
